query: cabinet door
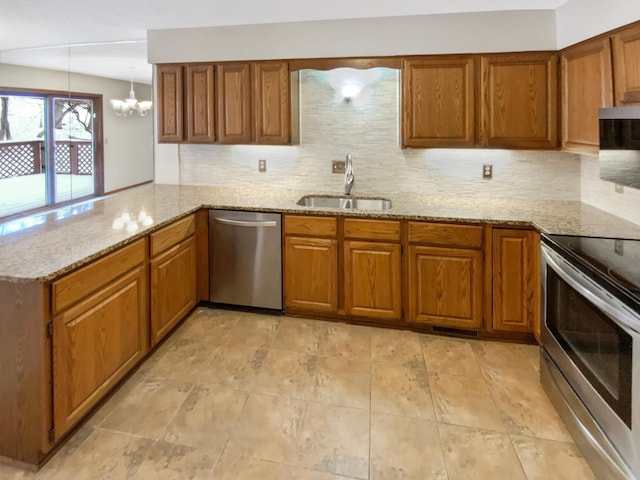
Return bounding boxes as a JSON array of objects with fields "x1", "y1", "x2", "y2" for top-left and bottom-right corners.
[
  {"x1": 612, "y1": 24, "x2": 640, "y2": 106},
  {"x1": 186, "y1": 64, "x2": 216, "y2": 143},
  {"x1": 403, "y1": 57, "x2": 475, "y2": 147},
  {"x1": 344, "y1": 240, "x2": 401, "y2": 320},
  {"x1": 480, "y1": 53, "x2": 558, "y2": 149},
  {"x1": 217, "y1": 63, "x2": 252, "y2": 144},
  {"x1": 491, "y1": 229, "x2": 540, "y2": 335},
  {"x1": 53, "y1": 266, "x2": 147, "y2": 438},
  {"x1": 408, "y1": 245, "x2": 483, "y2": 329},
  {"x1": 284, "y1": 236, "x2": 338, "y2": 313},
  {"x1": 561, "y1": 38, "x2": 614, "y2": 153},
  {"x1": 157, "y1": 64, "x2": 184, "y2": 143},
  {"x1": 254, "y1": 62, "x2": 290, "y2": 145},
  {"x1": 150, "y1": 236, "x2": 197, "y2": 345}
]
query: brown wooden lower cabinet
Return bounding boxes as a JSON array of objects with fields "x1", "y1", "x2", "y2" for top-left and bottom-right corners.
[
  {"x1": 344, "y1": 240, "x2": 402, "y2": 320},
  {"x1": 408, "y1": 245, "x2": 483, "y2": 329},
  {"x1": 150, "y1": 236, "x2": 197, "y2": 345},
  {"x1": 53, "y1": 265, "x2": 148, "y2": 438},
  {"x1": 490, "y1": 228, "x2": 540, "y2": 338},
  {"x1": 284, "y1": 236, "x2": 338, "y2": 313}
]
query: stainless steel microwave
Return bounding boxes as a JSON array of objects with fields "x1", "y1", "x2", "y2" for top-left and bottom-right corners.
[{"x1": 599, "y1": 106, "x2": 640, "y2": 190}]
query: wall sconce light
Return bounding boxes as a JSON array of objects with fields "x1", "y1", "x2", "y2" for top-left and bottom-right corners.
[
  {"x1": 328, "y1": 67, "x2": 382, "y2": 104},
  {"x1": 341, "y1": 83, "x2": 362, "y2": 101}
]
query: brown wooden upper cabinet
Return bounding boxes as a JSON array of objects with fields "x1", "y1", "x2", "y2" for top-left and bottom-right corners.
[
  {"x1": 479, "y1": 52, "x2": 558, "y2": 149},
  {"x1": 157, "y1": 64, "x2": 184, "y2": 143},
  {"x1": 612, "y1": 23, "x2": 640, "y2": 106},
  {"x1": 217, "y1": 61, "x2": 291, "y2": 145},
  {"x1": 402, "y1": 56, "x2": 476, "y2": 148},
  {"x1": 157, "y1": 63, "x2": 216, "y2": 143},
  {"x1": 560, "y1": 38, "x2": 614, "y2": 153},
  {"x1": 186, "y1": 64, "x2": 216, "y2": 143}
]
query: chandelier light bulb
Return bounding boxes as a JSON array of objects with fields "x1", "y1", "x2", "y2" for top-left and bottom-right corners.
[{"x1": 110, "y1": 76, "x2": 152, "y2": 117}]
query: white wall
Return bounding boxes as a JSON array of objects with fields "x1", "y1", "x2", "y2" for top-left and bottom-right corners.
[
  {"x1": 0, "y1": 63, "x2": 154, "y2": 192},
  {"x1": 556, "y1": 0, "x2": 640, "y2": 48},
  {"x1": 148, "y1": 10, "x2": 557, "y2": 63}
]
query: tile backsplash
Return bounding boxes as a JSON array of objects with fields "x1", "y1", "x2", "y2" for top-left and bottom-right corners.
[{"x1": 176, "y1": 68, "x2": 638, "y2": 225}]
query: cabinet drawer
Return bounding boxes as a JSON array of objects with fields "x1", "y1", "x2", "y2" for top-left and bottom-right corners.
[
  {"x1": 344, "y1": 218, "x2": 401, "y2": 242},
  {"x1": 408, "y1": 222, "x2": 483, "y2": 248},
  {"x1": 150, "y1": 214, "x2": 196, "y2": 257},
  {"x1": 284, "y1": 215, "x2": 337, "y2": 237},
  {"x1": 52, "y1": 239, "x2": 146, "y2": 314}
]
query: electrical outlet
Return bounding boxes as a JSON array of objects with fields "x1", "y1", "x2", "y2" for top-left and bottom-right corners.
[
  {"x1": 258, "y1": 159, "x2": 267, "y2": 172},
  {"x1": 332, "y1": 160, "x2": 346, "y2": 174},
  {"x1": 615, "y1": 239, "x2": 624, "y2": 256},
  {"x1": 615, "y1": 184, "x2": 624, "y2": 193},
  {"x1": 483, "y1": 164, "x2": 493, "y2": 179}
]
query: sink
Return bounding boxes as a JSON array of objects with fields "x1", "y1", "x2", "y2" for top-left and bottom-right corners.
[{"x1": 296, "y1": 195, "x2": 392, "y2": 210}]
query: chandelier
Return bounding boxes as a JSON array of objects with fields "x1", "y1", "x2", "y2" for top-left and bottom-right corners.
[{"x1": 110, "y1": 78, "x2": 152, "y2": 117}]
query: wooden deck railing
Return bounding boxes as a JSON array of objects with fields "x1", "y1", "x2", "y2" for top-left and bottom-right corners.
[{"x1": 0, "y1": 141, "x2": 93, "y2": 179}]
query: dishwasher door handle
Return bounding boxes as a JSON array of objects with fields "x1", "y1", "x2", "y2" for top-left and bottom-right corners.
[{"x1": 213, "y1": 217, "x2": 278, "y2": 228}]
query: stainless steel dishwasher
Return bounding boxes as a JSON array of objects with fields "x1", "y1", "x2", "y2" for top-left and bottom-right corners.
[{"x1": 209, "y1": 210, "x2": 282, "y2": 310}]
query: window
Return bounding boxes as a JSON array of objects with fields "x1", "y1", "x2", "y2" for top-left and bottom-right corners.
[{"x1": 0, "y1": 90, "x2": 103, "y2": 219}]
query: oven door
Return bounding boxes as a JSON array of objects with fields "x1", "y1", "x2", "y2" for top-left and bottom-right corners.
[{"x1": 541, "y1": 244, "x2": 640, "y2": 479}]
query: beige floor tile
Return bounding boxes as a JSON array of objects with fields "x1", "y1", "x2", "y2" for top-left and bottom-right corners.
[
  {"x1": 472, "y1": 340, "x2": 539, "y2": 384},
  {"x1": 370, "y1": 412, "x2": 447, "y2": 480},
  {"x1": 198, "y1": 345, "x2": 268, "y2": 391},
  {"x1": 100, "y1": 377, "x2": 193, "y2": 439},
  {"x1": 221, "y1": 314, "x2": 279, "y2": 349},
  {"x1": 510, "y1": 435, "x2": 596, "y2": 480},
  {"x1": 253, "y1": 349, "x2": 318, "y2": 399},
  {"x1": 421, "y1": 335, "x2": 483, "y2": 377},
  {"x1": 37, "y1": 429, "x2": 154, "y2": 480},
  {"x1": 311, "y1": 356, "x2": 370, "y2": 409},
  {"x1": 225, "y1": 393, "x2": 307, "y2": 464},
  {"x1": 521, "y1": 344, "x2": 541, "y2": 373},
  {"x1": 371, "y1": 328, "x2": 423, "y2": 368},
  {"x1": 132, "y1": 440, "x2": 218, "y2": 480},
  {"x1": 210, "y1": 451, "x2": 291, "y2": 480},
  {"x1": 439, "y1": 424, "x2": 526, "y2": 480},
  {"x1": 318, "y1": 322, "x2": 371, "y2": 359},
  {"x1": 371, "y1": 360, "x2": 435, "y2": 420},
  {"x1": 290, "y1": 469, "x2": 361, "y2": 480},
  {"x1": 164, "y1": 385, "x2": 248, "y2": 450},
  {"x1": 0, "y1": 464, "x2": 36, "y2": 480},
  {"x1": 272, "y1": 317, "x2": 326, "y2": 354},
  {"x1": 170, "y1": 309, "x2": 239, "y2": 345},
  {"x1": 487, "y1": 376, "x2": 573, "y2": 442},
  {"x1": 143, "y1": 338, "x2": 218, "y2": 383},
  {"x1": 429, "y1": 371, "x2": 504, "y2": 432},
  {"x1": 296, "y1": 402, "x2": 369, "y2": 479},
  {"x1": 86, "y1": 368, "x2": 151, "y2": 428}
]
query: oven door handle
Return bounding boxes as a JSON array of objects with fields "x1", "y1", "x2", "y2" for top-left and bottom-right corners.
[{"x1": 543, "y1": 246, "x2": 640, "y2": 335}]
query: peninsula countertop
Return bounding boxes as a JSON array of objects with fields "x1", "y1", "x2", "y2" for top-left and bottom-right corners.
[{"x1": 2, "y1": 183, "x2": 640, "y2": 283}]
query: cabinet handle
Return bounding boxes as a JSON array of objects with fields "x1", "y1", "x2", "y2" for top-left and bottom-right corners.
[{"x1": 213, "y1": 217, "x2": 277, "y2": 228}]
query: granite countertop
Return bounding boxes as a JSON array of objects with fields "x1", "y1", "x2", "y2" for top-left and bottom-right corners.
[{"x1": 2, "y1": 183, "x2": 640, "y2": 283}]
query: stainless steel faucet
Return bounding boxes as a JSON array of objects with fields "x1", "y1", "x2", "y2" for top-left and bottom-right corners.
[{"x1": 344, "y1": 153, "x2": 354, "y2": 195}]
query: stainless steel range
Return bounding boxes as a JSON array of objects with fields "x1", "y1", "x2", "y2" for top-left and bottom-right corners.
[{"x1": 540, "y1": 234, "x2": 640, "y2": 480}]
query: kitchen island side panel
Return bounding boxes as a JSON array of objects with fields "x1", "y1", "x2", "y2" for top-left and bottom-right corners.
[{"x1": 0, "y1": 281, "x2": 51, "y2": 465}]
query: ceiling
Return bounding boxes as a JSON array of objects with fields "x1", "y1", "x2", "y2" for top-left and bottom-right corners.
[{"x1": 0, "y1": 0, "x2": 569, "y2": 84}]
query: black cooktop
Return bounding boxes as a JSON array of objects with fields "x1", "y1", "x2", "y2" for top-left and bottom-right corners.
[{"x1": 545, "y1": 234, "x2": 640, "y2": 304}]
